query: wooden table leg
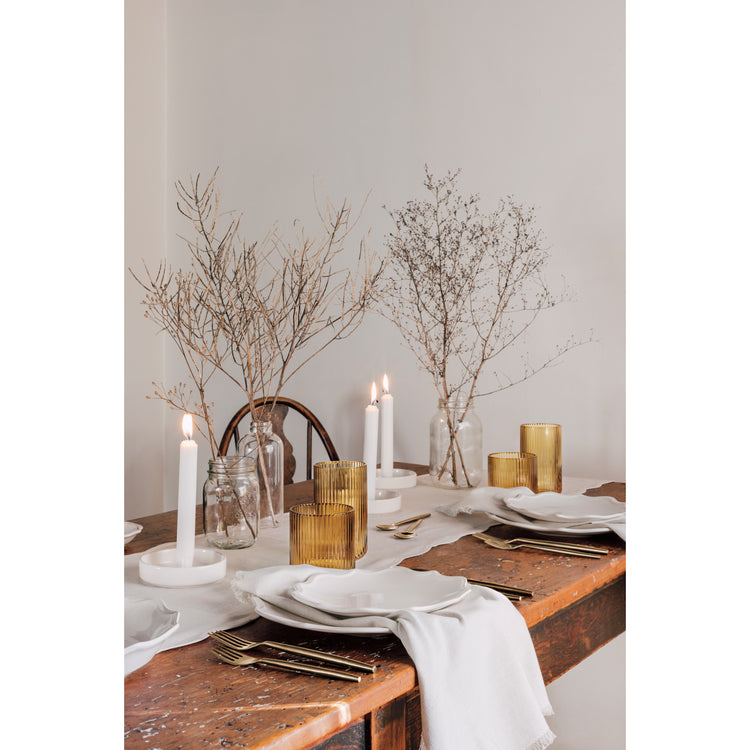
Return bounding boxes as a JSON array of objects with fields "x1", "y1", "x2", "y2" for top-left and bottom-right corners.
[{"x1": 369, "y1": 695, "x2": 407, "y2": 750}]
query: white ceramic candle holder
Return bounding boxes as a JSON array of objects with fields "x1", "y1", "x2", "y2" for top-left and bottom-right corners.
[
  {"x1": 139, "y1": 547, "x2": 226, "y2": 588},
  {"x1": 375, "y1": 467, "x2": 418, "y2": 490},
  {"x1": 368, "y1": 488, "x2": 402, "y2": 514}
]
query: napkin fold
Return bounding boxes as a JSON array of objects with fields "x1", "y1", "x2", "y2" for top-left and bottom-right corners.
[
  {"x1": 232, "y1": 565, "x2": 554, "y2": 750},
  {"x1": 437, "y1": 486, "x2": 627, "y2": 541}
]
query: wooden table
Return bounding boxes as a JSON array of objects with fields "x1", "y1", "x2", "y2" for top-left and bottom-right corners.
[{"x1": 125, "y1": 464, "x2": 625, "y2": 749}]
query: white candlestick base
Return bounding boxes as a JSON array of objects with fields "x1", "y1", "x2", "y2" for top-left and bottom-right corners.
[
  {"x1": 375, "y1": 468, "x2": 418, "y2": 489},
  {"x1": 368, "y1": 488, "x2": 402, "y2": 514},
  {"x1": 139, "y1": 547, "x2": 226, "y2": 587}
]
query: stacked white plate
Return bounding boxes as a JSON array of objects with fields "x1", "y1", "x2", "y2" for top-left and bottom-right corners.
[
  {"x1": 243, "y1": 567, "x2": 471, "y2": 635},
  {"x1": 488, "y1": 488, "x2": 625, "y2": 536}
]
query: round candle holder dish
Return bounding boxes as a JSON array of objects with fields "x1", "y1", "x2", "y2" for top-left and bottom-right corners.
[
  {"x1": 138, "y1": 547, "x2": 227, "y2": 587},
  {"x1": 375, "y1": 468, "x2": 417, "y2": 489},
  {"x1": 368, "y1": 488, "x2": 402, "y2": 514}
]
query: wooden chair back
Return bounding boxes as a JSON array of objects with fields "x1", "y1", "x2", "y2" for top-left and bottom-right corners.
[{"x1": 218, "y1": 397, "x2": 339, "y2": 484}]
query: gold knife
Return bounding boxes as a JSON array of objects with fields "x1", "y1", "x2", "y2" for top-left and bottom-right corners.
[
  {"x1": 475, "y1": 533, "x2": 601, "y2": 559},
  {"x1": 512, "y1": 537, "x2": 608, "y2": 555},
  {"x1": 466, "y1": 579, "x2": 533, "y2": 598}
]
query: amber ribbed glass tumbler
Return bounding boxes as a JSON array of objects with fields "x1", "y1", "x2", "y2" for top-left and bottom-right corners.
[
  {"x1": 313, "y1": 460, "x2": 368, "y2": 559},
  {"x1": 487, "y1": 452, "x2": 538, "y2": 491},
  {"x1": 520, "y1": 423, "x2": 562, "y2": 492},
  {"x1": 289, "y1": 503, "x2": 355, "y2": 569}
]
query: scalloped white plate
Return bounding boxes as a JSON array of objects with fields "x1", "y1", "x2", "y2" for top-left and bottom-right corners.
[
  {"x1": 290, "y1": 568, "x2": 470, "y2": 617},
  {"x1": 252, "y1": 596, "x2": 391, "y2": 634},
  {"x1": 504, "y1": 492, "x2": 625, "y2": 523},
  {"x1": 124, "y1": 598, "x2": 180, "y2": 675},
  {"x1": 124, "y1": 521, "x2": 143, "y2": 546}
]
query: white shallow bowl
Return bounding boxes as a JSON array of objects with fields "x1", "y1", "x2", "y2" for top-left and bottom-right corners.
[
  {"x1": 290, "y1": 567, "x2": 470, "y2": 617},
  {"x1": 375, "y1": 468, "x2": 418, "y2": 489},
  {"x1": 124, "y1": 598, "x2": 180, "y2": 676},
  {"x1": 124, "y1": 522, "x2": 143, "y2": 546},
  {"x1": 368, "y1": 488, "x2": 402, "y2": 514}
]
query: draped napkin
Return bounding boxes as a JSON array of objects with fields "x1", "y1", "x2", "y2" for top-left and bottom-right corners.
[
  {"x1": 436, "y1": 486, "x2": 626, "y2": 541},
  {"x1": 232, "y1": 565, "x2": 555, "y2": 750}
]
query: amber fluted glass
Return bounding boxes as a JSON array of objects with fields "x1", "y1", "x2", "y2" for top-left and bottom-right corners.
[
  {"x1": 289, "y1": 503, "x2": 355, "y2": 569},
  {"x1": 520, "y1": 423, "x2": 562, "y2": 492},
  {"x1": 487, "y1": 452, "x2": 538, "y2": 491},
  {"x1": 313, "y1": 460, "x2": 368, "y2": 558}
]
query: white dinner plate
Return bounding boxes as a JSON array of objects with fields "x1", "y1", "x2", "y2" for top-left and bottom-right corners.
[
  {"x1": 251, "y1": 596, "x2": 391, "y2": 635},
  {"x1": 124, "y1": 598, "x2": 180, "y2": 675},
  {"x1": 504, "y1": 492, "x2": 626, "y2": 523},
  {"x1": 290, "y1": 568, "x2": 470, "y2": 617},
  {"x1": 486, "y1": 506, "x2": 611, "y2": 536}
]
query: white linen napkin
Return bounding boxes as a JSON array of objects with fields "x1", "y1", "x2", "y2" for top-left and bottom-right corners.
[
  {"x1": 437, "y1": 486, "x2": 627, "y2": 541},
  {"x1": 232, "y1": 565, "x2": 554, "y2": 750}
]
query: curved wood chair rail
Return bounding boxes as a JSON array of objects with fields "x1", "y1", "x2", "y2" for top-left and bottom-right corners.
[{"x1": 218, "y1": 397, "x2": 339, "y2": 483}]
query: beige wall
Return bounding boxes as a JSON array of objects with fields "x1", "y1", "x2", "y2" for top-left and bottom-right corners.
[
  {"x1": 125, "y1": 0, "x2": 167, "y2": 517},
  {"x1": 126, "y1": 0, "x2": 624, "y2": 518}
]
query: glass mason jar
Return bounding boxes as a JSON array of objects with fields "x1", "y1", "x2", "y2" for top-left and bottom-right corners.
[
  {"x1": 429, "y1": 397, "x2": 483, "y2": 489},
  {"x1": 202, "y1": 455, "x2": 260, "y2": 549},
  {"x1": 240, "y1": 421, "x2": 284, "y2": 528}
]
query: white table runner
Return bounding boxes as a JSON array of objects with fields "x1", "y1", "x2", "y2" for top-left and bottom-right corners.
[{"x1": 124, "y1": 476, "x2": 604, "y2": 667}]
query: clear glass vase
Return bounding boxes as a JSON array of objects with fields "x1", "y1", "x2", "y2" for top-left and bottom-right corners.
[
  {"x1": 429, "y1": 396, "x2": 483, "y2": 489},
  {"x1": 240, "y1": 421, "x2": 284, "y2": 528},
  {"x1": 202, "y1": 455, "x2": 260, "y2": 549}
]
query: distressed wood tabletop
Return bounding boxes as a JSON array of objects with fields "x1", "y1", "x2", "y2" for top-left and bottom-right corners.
[{"x1": 125, "y1": 465, "x2": 625, "y2": 749}]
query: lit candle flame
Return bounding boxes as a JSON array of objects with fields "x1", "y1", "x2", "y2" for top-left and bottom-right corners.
[
  {"x1": 370, "y1": 382, "x2": 378, "y2": 405},
  {"x1": 182, "y1": 413, "x2": 193, "y2": 440},
  {"x1": 383, "y1": 374, "x2": 390, "y2": 393}
]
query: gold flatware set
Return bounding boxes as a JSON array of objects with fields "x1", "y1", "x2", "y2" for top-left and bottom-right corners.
[
  {"x1": 473, "y1": 531, "x2": 607, "y2": 558},
  {"x1": 208, "y1": 630, "x2": 376, "y2": 681}
]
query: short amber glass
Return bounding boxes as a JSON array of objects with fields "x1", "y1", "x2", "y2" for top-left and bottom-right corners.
[
  {"x1": 520, "y1": 423, "x2": 562, "y2": 492},
  {"x1": 313, "y1": 460, "x2": 368, "y2": 559},
  {"x1": 289, "y1": 503, "x2": 355, "y2": 569},
  {"x1": 487, "y1": 452, "x2": 538, "y2": 491}
]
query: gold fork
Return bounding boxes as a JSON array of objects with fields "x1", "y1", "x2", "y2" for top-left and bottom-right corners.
[
  {"x1": 473, "y1": 533, "x2": 602, "y2": 558},
  {"x1": 211, "y1": 644, "x2": 362, "y2": 682},
  {"x1": 507, "y1": 537, "x2": 608, "y2": 555},
  {"x1": 209, "y1": 630, "x2": 376, "y2": 672}
]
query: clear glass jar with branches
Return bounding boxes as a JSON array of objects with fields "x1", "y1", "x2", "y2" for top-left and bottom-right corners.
[
  {"x1": 132, "y1": 169, "x2": 384, "y2": 532},
  {"x1": 380, "y1": 166, "x2": 590, "y2": 488}
]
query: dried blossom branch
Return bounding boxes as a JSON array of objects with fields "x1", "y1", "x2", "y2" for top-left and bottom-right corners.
[
  {"x1": 130, "y1": 169, "x2": 384, "y2": 462},
  {"x1": 381, "y1": 166, "x2": 589, "y2": 404},
  {"x1": 379, "y1": 166, "x2": 591, "y2": 485}
]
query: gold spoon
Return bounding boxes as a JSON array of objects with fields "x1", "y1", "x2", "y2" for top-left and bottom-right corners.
[
  {"x1": 376, "y1": 512, "x2": 431, "y2": 531},
  {"x1": 393, "y1": 517, "x2": 426, "y2": 539}
]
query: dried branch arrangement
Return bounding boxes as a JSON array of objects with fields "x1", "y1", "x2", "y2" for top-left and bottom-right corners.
[
  {"x1": 380, "y1": 166, "x2": 589, "y2": 486},
  {"x1": 132, "y1": 169, "x2": 384, "y2": 458}
]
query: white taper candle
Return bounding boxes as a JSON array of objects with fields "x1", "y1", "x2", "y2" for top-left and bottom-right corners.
[
  {"x1": 363, "y1": 382, "x2": 379, "y2": 501},
  {"x1": 380, "y1": 374, "x2": 394, "y2": 477},
  {"x1": 176, "y1": 414, "x2": 198, "y2": 567}
]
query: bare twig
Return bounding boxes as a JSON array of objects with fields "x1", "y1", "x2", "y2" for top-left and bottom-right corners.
[
  {"x1": 130, "y1": 169, "x2": 383, "y2": 521},
  {"x1": 380, "y1": 166, "x2": 591, "y2": 486}
]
